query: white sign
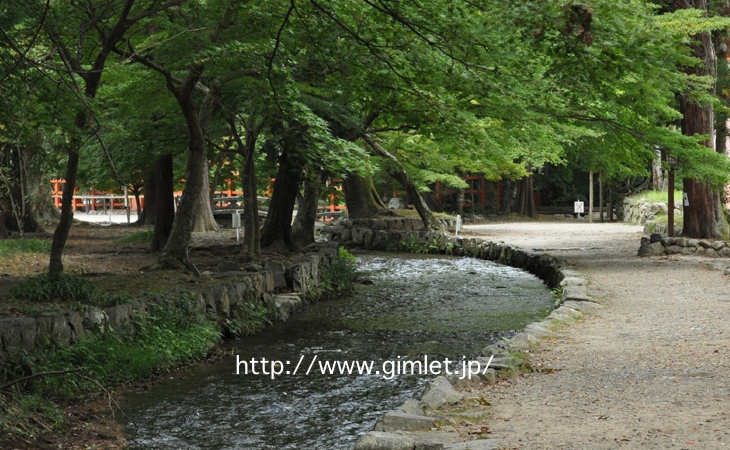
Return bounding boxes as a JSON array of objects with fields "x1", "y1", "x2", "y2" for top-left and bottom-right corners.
[
  {"x1": 574, "y1": 201, "x2": 584, "y2": 214},
  {"x1": 455, "y1": 214, "x2": 462, "y2": 237},
  {"x1": 683, "y1": 193, "x2": 689, "y2": 207}
]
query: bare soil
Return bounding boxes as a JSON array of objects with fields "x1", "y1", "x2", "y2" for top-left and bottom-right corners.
[{"x1": 0, "y1": 222, "x2": 261, "y2": 316}]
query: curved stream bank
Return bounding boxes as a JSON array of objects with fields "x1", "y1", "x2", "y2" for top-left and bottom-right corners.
[{"x1": 120, "y1": 253, "x2": 554, "y2": 449}]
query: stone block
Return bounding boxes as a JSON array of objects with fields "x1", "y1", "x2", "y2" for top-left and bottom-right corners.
[
  {"x1": 0, "y1": 317, "x2": 38, "y2": 352},
  {"x1": 265, "y1": 261, "x2": 288, "y2": 290},
  {"x1": 374, "y1": 412, "x2": 435, "y2": 432},
  {"x1": 421, "y1": 376, "x2": 463, "y2": 410},
  {"x1": 354, "y1": 432, "x2": 416, "y2": 450}
]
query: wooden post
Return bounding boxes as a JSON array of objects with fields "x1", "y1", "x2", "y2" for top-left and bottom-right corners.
[
  {"x1": 668, "y1": 169, "x2": 675, "y2": 237},
  {"x1": 124, "y1": 185, "x2": 130, "y2": 224},
  {"x1": 599, "y1": 172, "x2": 604, "y2": 222},
  {"x1": 589, "y1": 171, "x2": 593, "y2": 223}
]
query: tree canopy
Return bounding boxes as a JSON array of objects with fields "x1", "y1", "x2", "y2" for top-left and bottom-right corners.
[{"x1": 2, "y1": 0, "x2": 730, "y2": 260}]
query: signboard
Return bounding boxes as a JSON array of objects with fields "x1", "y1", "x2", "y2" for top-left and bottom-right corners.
[
  {"x1": 574, "y1": 201, "x2": 584, "y2": 214},
  {"x1": 455, "y1": 214, "x2": 462, "y2": 237}
]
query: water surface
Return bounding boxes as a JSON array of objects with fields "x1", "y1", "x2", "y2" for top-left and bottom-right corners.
[{"x1": 122, "y1": 253, "x2": 553, "y2": 449}]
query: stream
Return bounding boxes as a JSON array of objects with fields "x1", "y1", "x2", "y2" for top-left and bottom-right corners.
[{"x1": 121, "y1": 252, "x2": 554, "y2": 449}]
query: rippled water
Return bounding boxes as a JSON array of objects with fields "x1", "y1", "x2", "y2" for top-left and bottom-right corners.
[{"x1": 121, "y1": 253, "x2": 553, "y2": 449}]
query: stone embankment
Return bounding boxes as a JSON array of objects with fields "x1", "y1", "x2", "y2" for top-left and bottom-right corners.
[
  {"x1": 326, "y1": 219, "x2": 602, "y2": 450},
  {"x1": 0, "y1": 242, "x2": 339, "y2": 362},
  {"x1": 638, "y1": 233, "x2": 730, "y2": 258}
]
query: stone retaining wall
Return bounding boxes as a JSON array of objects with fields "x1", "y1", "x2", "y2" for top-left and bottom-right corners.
[
  {"x1": 325, "y1": 219, "x2": 601, "y2": 450},
  {"x1": 326, "y1": 219, "x2": 565, "y2": 287},
  {"x1": 638, "y1": 234, "x2": 730, "y2": 257},
  {"x1": 0, "y1": 242, "x2": 340, "y2": 362}
]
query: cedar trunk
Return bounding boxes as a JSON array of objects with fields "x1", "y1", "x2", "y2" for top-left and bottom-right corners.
[{"x1": 675, "y1": 0, "x2": 728, "y2": 238}]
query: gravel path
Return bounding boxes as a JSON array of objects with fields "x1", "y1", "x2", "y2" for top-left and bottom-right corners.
[{"x1": 463, "y1": 221, "x2": 730, "y2": 449}]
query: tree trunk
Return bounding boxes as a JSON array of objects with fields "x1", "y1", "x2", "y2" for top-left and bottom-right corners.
[
  {"x1": 342, "y1": 174, "x2": 387, "y2": 218},
  {"x1": 150, "y1": 154, "x2": 174, "y2": 251},
  {"x1": 141, "y1": 169, "x2": 156, "y2": 225},
  {"x1": 156, "y1": 64, "x2": 207, "y2": 274},
  {"x1": 130, "y1": 184, "x2": 143, "y2": 226},
  {"x1": 49, "y1": 113, "x2": 85, "y2": 277},
  {"x1": 501, "y1": 178, "x2": 513, "y2": 214},
  {"x1": 423, "y1": 191, "x2": 444, "y2": 213},
  {"x1": 192, "y1": 90, "x2": 219, "y2": 233},
  {"x1": 361, "y1": 134, "x2": 441, "y2": 230},
  {"x1": 192, "y1": 166, "x2": 219, "y2": 232},
  {"x1": 675, "y1": 0, "x2": 728, "y2": 238},
  {"x1": 455, "y1": 188, "x2": 465, "y2": 215},
  {"x1": 0, "y1": 143, "x2": 42, "y2": 233},
  {"x1": 260, "y1": 146, "x2": 301, "y2": 251},
  {"x1": 515, "y1": 174, "x2": 536, "y2": 218},
  {"x1": 228, "y1": 117, "x2": 261, "y2": 260},
  {"x1": 292, "y1": 170, "x2": 325, "y2": 246}
]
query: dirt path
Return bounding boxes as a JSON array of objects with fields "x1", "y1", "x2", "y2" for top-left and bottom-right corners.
[{"x1": 463, "y1": 221, "x2": 730, "y2": 449}]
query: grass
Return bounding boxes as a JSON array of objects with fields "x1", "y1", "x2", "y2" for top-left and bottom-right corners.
[
  {"x1": 626, "y1": 189, "x2": 683, "y2": 205},
  {"x1": 115, "y1": 228, "x2": 154, "y2": 244},
  {"x1": 0, "y1": 291, "x2": 221, "y2": 440},
  {"x1": 0, "y1": 239, "x2": 51, "y2": 255},
  {"x1": 10, "y1": 273, "x2": 96, "y2": 303}
]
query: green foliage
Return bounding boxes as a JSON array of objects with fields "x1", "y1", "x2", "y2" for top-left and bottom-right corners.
[
  {"x1": 0, "y1": 292, "x2": 220, "y2": 439},
  {"x1": 397, "y1": 235, "x2": 441, "y2": 254},
  {"x1": 0, "y1": 239, "x2": 51, "y2": 255},
  {"x1": 317, "y1": 247, "x2": 357, "y2": 297},
  {"x1": 3, "y1": 292, "x2": 220, "y2": 403},
  {"x1": 10, "y1": 273, "x2": 96, "y2": 303},
  {"x1": 627, "y1": 190, "x2": 684, "y2": 205},
  {"x1": 338, "y1": 246, "x2": 357, "y2": 264},
  {"x1": 225, "y1": 302, "x2": 273, "y2": 338}
]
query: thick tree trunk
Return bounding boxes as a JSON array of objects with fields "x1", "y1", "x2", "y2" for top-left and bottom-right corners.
[
  {"x1": 156, "y1": 64, "x2": 207, "y2": 274},
  {"x1": 361, "y1": 134, "x2": 441, "y2": 230},
  {"x1": 193, "y1": 167, "x2": 219, "y2": 232},
  {"x1": 150, "y1": 154, "x2": 174, "y2": 251},
  {"x1": 192, "y1": 90, "x2": 219, "y2": 233},
  {"x1": 292, "y1": 170, "x2": 325, "y2": 246},
  {"x1": 515, "y1": 174, "x2": 536, "y2": 218},
  {"x1": 260, "y1": 146, "x2": 301, "y2": 251},
  {"x1": 342, "y1": 174, "x2": 387, "y2": 218},
  {"x1": 675, "y1": 0, "x2": 728, "y2": 238}
]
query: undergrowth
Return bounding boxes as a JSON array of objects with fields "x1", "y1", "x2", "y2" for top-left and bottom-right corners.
[
  {"x1": 315, "y1": 247, "x2": 357, "y2": 299},
  {"x1": 0, "y1": 291, "x2": 220, "y2": 440},
  {"x1": 9, "y1": 273, "x2": 133, "y2": 308},
  {"x1": 10, "y1": 273, "x2": 96, "y2": 303},
  {"x1": 0, "y1": 238, "x2": 51, "y2": 255}
]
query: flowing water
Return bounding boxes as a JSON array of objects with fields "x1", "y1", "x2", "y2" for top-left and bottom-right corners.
[{"x1": 121, "y1": 252, "x2": 554, "y2": 449}]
